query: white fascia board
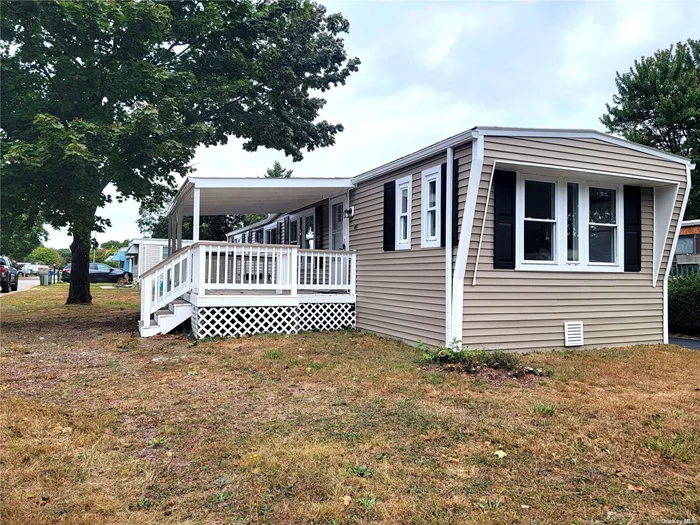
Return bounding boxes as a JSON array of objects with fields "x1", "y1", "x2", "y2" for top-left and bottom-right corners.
[
  {"x1": 682, "y1": 219, "x2": 700, "y2": 227},
  {"x1": 476, "y1": 127, "x2": 692, "y2": 166},
  {"x1": 662, "y1": 164, "x2": 692, "y2": 343},
  {"x1": 190, "y1": 177, "x2": 355, "y2": 190},
  {"x1": 653, "y1": 184, "x2": 680, "y2": 286},
  {"x1": 451, "y1": 134, "x2": 485, "y2": 343},
  {"x1": 352, "y1": 131, "x2": 474, "y2": 185}
]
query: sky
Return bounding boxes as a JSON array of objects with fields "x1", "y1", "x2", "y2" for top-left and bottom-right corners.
[{"x1": 45, "y1": 0, "x2": 700, "y2": 249}]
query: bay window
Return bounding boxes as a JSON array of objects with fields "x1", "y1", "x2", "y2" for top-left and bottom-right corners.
[{"x1": 516, "y1": 173, "x2": 624, "y2": 272}]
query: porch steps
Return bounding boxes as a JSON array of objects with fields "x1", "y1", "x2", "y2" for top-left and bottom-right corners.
[{"x1": 139, "y1": 298, "x2": 192, "y2": 337}]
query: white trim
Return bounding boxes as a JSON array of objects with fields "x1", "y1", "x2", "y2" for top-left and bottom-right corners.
[
  {"x1": 192, "y1": 187, "x2": 201, "y2": 242},
  {"x1": 515, "y1": 173, "x2": 625, "y2": 272},
  {"x1": 263, "y1": 222, "x2": 278, "y2": 244},
  {"x1": 421, "y1": 165, "x2": 442, "y2": 249},
  {"x1": 663, "y1": 164, "x2": 692, "y2": 343},
  {"x1": 189, "y1": 293, "x2": 300, "y2": 308},
  {"x1": 299, "y1": 293, "x2": 356, "y2": 304},
  {"x1": 445, "y1": 148, "x2": 454, "y2": 346},
  {"x1": 472, "y1": 162, "x2": 497, "y2": 286},
  {"x1": 653, "y1": 184, "x2": 680, "y2": 286},
  {"x1": 681, "y1": 219, "x2": 700, "y2": 227},
  {"x1": 452, "y1": 134, "x2": 484, "y2": 343},
  {"x1": 190, "y1": 176, "x2": 355, "y2": 190},
  {"x1": 395, "y1": 175, "x2": 412, "y2": 250},
  {"x1": 329, "y1": 194, "x2": 349, "y2": 250}
]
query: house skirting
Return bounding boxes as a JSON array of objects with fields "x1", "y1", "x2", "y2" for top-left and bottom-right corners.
[{"x1": 191, "y1": 302, "x2": 356, "y2": 339}]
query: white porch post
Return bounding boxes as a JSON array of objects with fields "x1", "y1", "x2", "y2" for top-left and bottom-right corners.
[
  {"x1": 192, "y1": 187, "x2": 201, "y2": 243},
  {"x1": 168, "y1": 214, "x2": 175, "y2": 255},
  {"x1": 176, "y1": 211, "x2": 183, "y2": 250}
]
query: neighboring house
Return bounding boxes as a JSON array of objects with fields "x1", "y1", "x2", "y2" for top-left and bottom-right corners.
[
  {"x1": 126, "y1": 238, "x2": 194, "y2": 279},
  {"x1": 138, "y1": 126, "x2": 692, "y2": 352},
  {"x1": 105, "y1": 247, "x2": 130, "y2": 271},
  {"x1": 672, "y1": 219, "x2": 700, "y2": 274}
]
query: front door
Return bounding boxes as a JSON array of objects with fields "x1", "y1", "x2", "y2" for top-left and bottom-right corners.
[{"x1": 330, "y1": 195, "x2": 348, "y2": 250}]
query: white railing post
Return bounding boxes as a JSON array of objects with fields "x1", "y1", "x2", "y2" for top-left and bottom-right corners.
[
  {"x1": 140, "y1": 274, "x2": 151, "y2": 328},
  {"x1": 291, "y1": 246, "x2": 298, "y2": 295},
  {"x1": 198, "y1": 244, "x2": 206, "y2": 293},
  {"x1": 350, "y1": 252, "x2": 357, "y2": 296}
]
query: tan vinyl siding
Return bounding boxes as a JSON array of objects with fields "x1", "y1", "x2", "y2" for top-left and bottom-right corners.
[
  {"x1": 464, "y1": 136, "x2": 687, "y2": 351},
  {"x1": 350, "y1": 152, "x2": 452, "y2": 346}
]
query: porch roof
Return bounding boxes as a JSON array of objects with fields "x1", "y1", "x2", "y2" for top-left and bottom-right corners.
[{"x1": 169, "y1": 176, "x2": 355, "y2": 217}]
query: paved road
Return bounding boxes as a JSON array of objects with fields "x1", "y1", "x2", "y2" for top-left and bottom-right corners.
[
  {"x1": 669, "y1": 337, "x2": 700, "y2": 350},
  {"x1": 3, "y1": 277, "x2": 40, "y2": 295}
]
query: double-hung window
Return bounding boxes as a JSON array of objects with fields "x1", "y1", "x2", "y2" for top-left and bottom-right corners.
[
  {"x1": 395, "y1": 175, "x2": 412, "y2": 250},
  {"x1": 516, "y1": 173, "x2": 623, "y2": 272},
  {"x1": 588, "y1": 187, "x2": 617, "y2": 263},
  {"x1": 421, "y1": 166, "x2": 441, "y2": 248}
]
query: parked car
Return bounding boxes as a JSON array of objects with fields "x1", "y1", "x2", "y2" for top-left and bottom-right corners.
[
  {"x1": 61, "y1": 263, "x2": 132, "y2": 283},
  {"x1": 0, "y1": 256, "x2": 19, "y2": 292}
]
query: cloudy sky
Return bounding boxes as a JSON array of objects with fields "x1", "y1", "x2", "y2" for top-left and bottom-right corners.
[{"x1": 46, "y1": 0, "x2": 700, "y2": 248}]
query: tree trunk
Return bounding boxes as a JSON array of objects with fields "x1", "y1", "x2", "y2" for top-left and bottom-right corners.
[{"x1": 66, "y1": 229, "x2": 92, "y2": 305}]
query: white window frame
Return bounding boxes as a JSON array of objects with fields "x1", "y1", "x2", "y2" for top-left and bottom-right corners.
[
  {"x1": 421, "y1": 166, "x2": 442, "y2": 248},
  {"x1": 161, "y1": 246, "x2": 169, "y2": 260},
  {"x1": 395, "y1": 175, "x2": 412, "y2": 250},
  {"x1": 515, "y1": 172, "x2": 624, "y2": 272}
]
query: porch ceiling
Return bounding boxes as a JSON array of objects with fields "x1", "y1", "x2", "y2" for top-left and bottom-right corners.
[{"x1": 170, "y1": 177, "x2": 355, "y2": 216}]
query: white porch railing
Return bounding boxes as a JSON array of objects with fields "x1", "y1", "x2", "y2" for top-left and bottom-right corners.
[
  {"x1": 140, "y1": 245, "x2": 194, "y2": 329},
  {"x1": 140, "y1": 242, "x2": 356, "y2": 328}
]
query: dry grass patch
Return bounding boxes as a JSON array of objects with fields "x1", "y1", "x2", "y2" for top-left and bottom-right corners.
[{"x1": 1, "y1": 284, "x2": 699, "y2": 524}]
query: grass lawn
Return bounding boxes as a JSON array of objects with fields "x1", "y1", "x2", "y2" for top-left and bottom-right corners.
[{"x1": 1, "y1": 284, "x2": 699, "y2": 524}]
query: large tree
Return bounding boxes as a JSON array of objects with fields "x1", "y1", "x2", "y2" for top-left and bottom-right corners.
[
  {"x1": 601, "y1": 38, "x2": 699, "y2": 219},
  {"x1": 1, "y1": 0, "x2": 359, "y2": 304}
]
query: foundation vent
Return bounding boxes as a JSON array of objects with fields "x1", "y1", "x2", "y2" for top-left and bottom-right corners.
[{"x1": 564, "y1": 321, "x2": 584, "y2": 347}]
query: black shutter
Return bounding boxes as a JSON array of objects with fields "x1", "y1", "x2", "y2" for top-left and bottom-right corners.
[
  {"x1": 315, "y1": 205, "x2": 323, "y2": 249},
  {"x1": 439, "y1": 160, "x2": 460, "y2": 248},
  {"x1": 277, "y1": 221, "x2": 283, "y2": 244},
  {"x1": 283, "y1": 217, "x2": 290, "y2": 244},
  {"x1": 493, "y1": 169, "x2": 517, "y2": 269},
  {"x1": 452, "y1": 158, "x2": 459, "y2": 246},
  {"x1": 624, "y1": 185, "x2": 642, "y2": 272},
  {"x1": 383, "y1": 181, "x2": 396, "y2": 251},
  {"x1": 440, "y1": 163, "x2": 447, "y2": 248}
]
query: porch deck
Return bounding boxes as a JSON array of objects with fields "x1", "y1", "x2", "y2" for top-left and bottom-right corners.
[{"x1": 139, "y1": 242, "x2": 356, "y2": 337}]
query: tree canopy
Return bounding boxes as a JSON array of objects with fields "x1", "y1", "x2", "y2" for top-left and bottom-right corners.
[
  {"x1": 1, "y1": 0, "x2": 359, "y2": 303},
  {"x1": 265, "y1": 160, "x2": 294, "y2": 178},
  {"x1": 0, "y1": 212, "x2": 48, "y2": 260},
  {"x1": 27, "y1": 246, "x2": 64, "y2": 267},
  {"x1": 601, "y1": 38, "x2": 699, "y2": 219},
  {"x1": 100, "y1": 240, "x2": 129, "y2": 250},
  {"x1": 137, "y1": 204, "x2": 264, "y2": 241}
]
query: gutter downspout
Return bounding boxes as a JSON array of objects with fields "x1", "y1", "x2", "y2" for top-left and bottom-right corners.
[
  {"x1": 451, "y1": 133, "x2": 485, "y2": 344},
  {"x1": 445, "y1": 147, "x2": 454, "y2": 345},
  {"x1": 663, "y1": 163, "x2": 693, "y2": 343}
]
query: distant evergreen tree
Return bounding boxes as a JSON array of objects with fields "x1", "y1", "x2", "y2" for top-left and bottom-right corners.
[{"x1": 265, "y1": 161, "x2": 294, "y2": 178}]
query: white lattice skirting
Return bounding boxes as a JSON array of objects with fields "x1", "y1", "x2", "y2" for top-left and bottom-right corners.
[{"x1": 192, "y1": 303, "x2": 356, "y2": 339}]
